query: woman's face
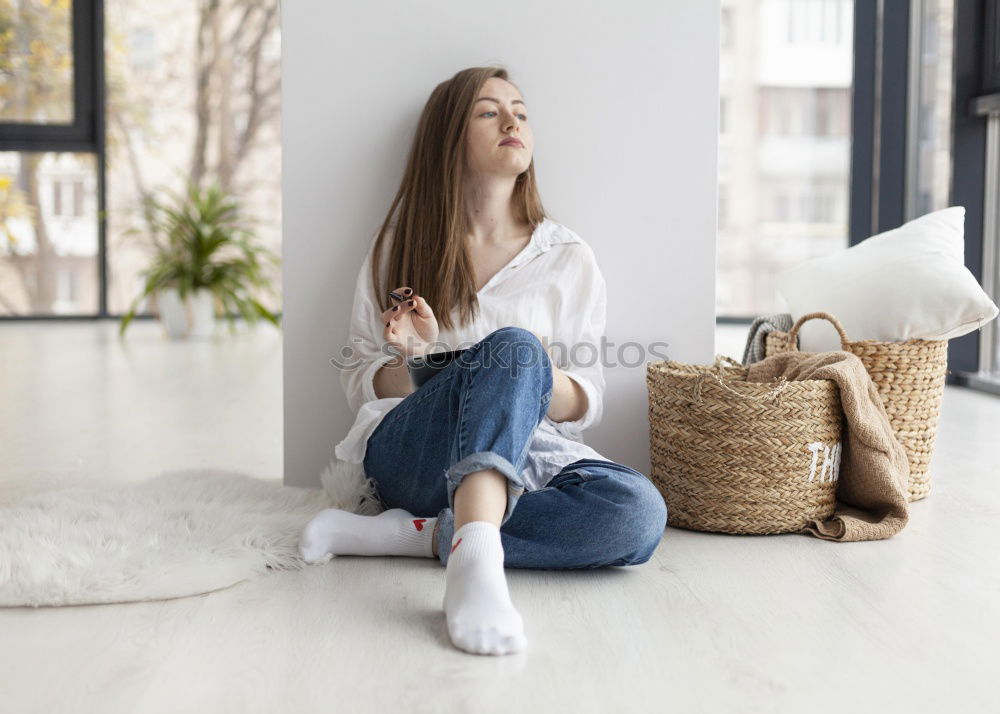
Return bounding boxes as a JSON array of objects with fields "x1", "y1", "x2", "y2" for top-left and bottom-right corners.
[{"x1": 465, "y1": 77, "x2": 533, "y2": 179}]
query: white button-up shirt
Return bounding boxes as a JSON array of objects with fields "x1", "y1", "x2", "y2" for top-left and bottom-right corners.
[{"x1": 334, "y1": 217, "x2": 608, "y2": 492}]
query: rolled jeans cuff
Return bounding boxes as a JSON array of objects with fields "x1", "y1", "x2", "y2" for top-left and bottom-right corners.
[{"x1": 445, "y1": 450, "x2": 526, "y2": 527}]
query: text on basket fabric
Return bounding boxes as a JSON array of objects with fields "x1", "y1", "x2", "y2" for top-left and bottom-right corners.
[{"x1": 806, "y1": 441, "x2": 842, "y2": 482}]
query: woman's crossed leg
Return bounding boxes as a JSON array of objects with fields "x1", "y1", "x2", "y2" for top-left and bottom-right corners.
[{"x1": 299, "y1": 326, "x2": 667, "y2": 655}]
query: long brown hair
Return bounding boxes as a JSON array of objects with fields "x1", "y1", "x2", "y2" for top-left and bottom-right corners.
[{"x1": 368, "y1": 66, "x2": 549, "y2": 332}]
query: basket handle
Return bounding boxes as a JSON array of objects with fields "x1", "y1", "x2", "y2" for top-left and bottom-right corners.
[
  {"x1": 786, "y1": 311, "x2": 851, "y2": 351},
  {"x1": 713, "y1": 354, "x2": 744, "y2": 369},
  {"x1": 688, "y1": 354, "x2": 791, "y2": 405}
]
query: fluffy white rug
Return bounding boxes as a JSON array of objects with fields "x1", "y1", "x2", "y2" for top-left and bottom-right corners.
[{"x1": 0, "y1": 458, "x2": 386, "y2": 608}]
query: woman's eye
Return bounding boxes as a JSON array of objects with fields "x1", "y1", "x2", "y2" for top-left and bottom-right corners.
[{"x1": 481, "y1": 111, "x2": 528, "y2": 121}]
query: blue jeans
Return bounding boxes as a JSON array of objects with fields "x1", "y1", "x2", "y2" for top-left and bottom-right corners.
[{"x1": 362, "y1": 326, "x2": 668, "y2": 568}]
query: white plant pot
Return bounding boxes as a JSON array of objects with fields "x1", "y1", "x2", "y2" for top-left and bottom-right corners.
[{"x1": 157, "y1": 287, "x2": 216, "y2": 339}]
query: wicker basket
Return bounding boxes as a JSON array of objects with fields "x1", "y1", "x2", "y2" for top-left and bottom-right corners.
[
  {"x1": 764, "y1": 311, "x2": 948, "y2": 502},
  {"x1": 646, "y1": 354, "x2": 843, "y2": 535}
]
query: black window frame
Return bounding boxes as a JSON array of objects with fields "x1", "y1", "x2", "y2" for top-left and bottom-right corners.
[
  {"x1": 851, "y1": 0, "x2": 994, "y2": 388},
  {"x1": 962, "y1": 0, "x2": 1000, "y2": 395},
  {"x1": 0, "y1": 0, "x2": 110, "y2": 320},
  {"x1": 948, "y1": 0, "x2": 990, "y2": 386}
]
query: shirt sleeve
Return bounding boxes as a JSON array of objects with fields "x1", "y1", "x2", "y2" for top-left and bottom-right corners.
[
  {"x1": 543, "y1": 249, "x2": 607, "y2": 439},
  {"x1": 338, "y1": 240, "x2": 401, "y2": 414}
]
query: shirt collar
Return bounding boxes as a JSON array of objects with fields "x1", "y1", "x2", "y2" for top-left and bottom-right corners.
[{"x1": 508, "y1": 218, "x2": 578, "y2": 269}]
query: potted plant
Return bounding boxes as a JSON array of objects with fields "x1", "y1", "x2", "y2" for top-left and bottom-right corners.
[{"x1": 118, "y1": 179, "x2": 281, "y2": 339}]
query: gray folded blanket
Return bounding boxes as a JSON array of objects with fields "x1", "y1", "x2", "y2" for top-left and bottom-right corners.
[{"x1": 741, "y1": 313, "x2": 794, "y2": 365}]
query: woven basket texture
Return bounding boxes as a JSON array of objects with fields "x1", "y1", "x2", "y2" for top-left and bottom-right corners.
[
  {"x1": 765, "y1": 311, "x2": 947, "y2": 502},
  {"x1": 647, "y1": 354, "x2": 843, "y2": 534}
]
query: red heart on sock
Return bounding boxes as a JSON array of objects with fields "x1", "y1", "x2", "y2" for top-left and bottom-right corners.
[
  {"x1": 450, "y1": 537, "x2": 462, "y2": 554},
  {"x1": 412, "y1": 518, "x2": 426, "y2": 531}
]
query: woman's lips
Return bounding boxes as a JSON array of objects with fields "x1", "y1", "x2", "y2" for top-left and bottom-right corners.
[{"x1": 500, "y1": 140, "x2": 523, "y2": 147}]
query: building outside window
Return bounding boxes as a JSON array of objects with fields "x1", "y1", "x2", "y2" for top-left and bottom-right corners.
[{"x1": 717, "y1": 0, "x2": 854, "y2": 319}]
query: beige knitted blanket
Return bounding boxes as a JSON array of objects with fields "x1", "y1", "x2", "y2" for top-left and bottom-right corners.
[{"x1": 745, "y1": 350, "x2": 911, "y2": 541}]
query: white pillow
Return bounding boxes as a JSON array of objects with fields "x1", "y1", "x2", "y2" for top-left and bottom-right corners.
[{"x1": 775, "y1": 206, "x2": 999, "y2": 353}]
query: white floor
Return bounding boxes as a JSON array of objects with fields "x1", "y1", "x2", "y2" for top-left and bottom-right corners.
[{"x1": 1, "y1": 320, "x2": 997, "y2": 713}]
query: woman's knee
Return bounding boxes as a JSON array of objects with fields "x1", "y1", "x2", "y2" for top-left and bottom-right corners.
[
  {"x1": 478, "y1": 326, "x2": 549, "y2": 370},
  {"x1": 610, "y1": 472, "x2": 668, "y2": 565},
  {"x1": 467, "y1": 326, "x2": 551, "y2": 396}
]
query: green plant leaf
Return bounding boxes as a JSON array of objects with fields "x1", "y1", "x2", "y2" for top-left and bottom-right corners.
[{"x1": 118, "y1": 178, "x2": 281, "y2": 335}]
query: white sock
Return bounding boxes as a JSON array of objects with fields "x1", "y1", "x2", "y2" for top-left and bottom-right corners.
[
  {"x1": 443, "y1": 521, "x2": 527, "y2": 656},
  {"x1": 298, "y1": 508, "x2": 437, "y2": 563}
]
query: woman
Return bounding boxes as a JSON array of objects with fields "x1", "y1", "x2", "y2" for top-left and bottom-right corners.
[{"x1": 299, "y1": 66, "x2": 667, "y2": 656}]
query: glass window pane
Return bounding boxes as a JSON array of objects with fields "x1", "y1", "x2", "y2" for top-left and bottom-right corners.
[
  {"x1": 989, "y1": 116, "x2": 1000, "y2": 382},
  {"x1": 104, "y1": 0, "x2": 283, "y2": 317},
  {"x1": 0, "y1": 151, "x2": 98, "y2": 314},
  {"x1": 909, "y1": 0, "x2": 954, "y2": 218},
  {"x1": 993, "y1": 255, "x2": 999, "y2": 377},
  {"x1": 717, "y1": 0, "x2": 854, "y2": 318},
  {"x1": 0, "y1": 0, "x2": 75, "y2": 125}
]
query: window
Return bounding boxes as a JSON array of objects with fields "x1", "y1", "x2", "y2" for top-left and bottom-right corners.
[
  {"x1": 73, "y1": 178, "x2": 83, "y2": 216},
  {"x1": 104, "y1": 0, "x2": 282, "y2": 316},
  {"x1": 717, "y1": 0, "x2": 854, "y2": 319},
  {"x1": 0, "y1": 152, "x2": 99, "y2": 314},
  {"x1": 966, "y1": 0, "x2": 1000, "y2": 389},
  {"x1": 0, "y1": 0, "x2": 283, "y2": 318},
  {"x1": 0, "y1": 0, "x2": 75, "y2": 124},
  {"x1": 758, "y1": 87, "x2": 850, "y2": 137},
  {"x1": 0, "y1": 0, "x2": 100, "y2": 316},
  {"x1": 784, "y1": 0, "x2": 850, "y2": 45},
  {"x1": 718, "y1": 184, "x2": 729, "y2": 230},
  {"x1": 721, "y1": 6, "x2": 733, "y2": 50},
  {"x1": 906, "y1": 0, "x2": 954, "y2": 221}
]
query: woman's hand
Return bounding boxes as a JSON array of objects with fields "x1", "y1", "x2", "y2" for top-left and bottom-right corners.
[{"x1": 380, "y1": 286, "x2": 439, "y2": 358}]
